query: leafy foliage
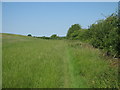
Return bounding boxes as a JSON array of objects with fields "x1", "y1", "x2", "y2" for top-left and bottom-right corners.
[
  {"x1": 89, "y1": 14, "x2": 119, "y2": 57},
  {"x1": 51, "y1": 34, "x2": 59, "y2": 39},
  {"x1": 66, "y1": 14, "x2": 120, "y2": 57},
  {"x1": 28, "y1": 34, "x2": 32, "y2": 37},
  {"x1": 67, "y1": 24, "x2": 81, "y2": 39}
]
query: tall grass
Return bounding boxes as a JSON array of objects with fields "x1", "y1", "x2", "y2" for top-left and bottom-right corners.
[
  {"x1": 0, "y1": 33, "x2": 2, "y2": 89},
  {"x1": 2, "y1": 34, "x2": 119, "y2": 88},
  {"x1": 67, "y1": 41, "x2": 118, "y2": 88},
  {"x1": 3, "y1": 34, "x2": 66, "y2": 88}
]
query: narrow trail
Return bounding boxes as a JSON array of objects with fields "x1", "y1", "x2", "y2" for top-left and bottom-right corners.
[
  {"x1": 62, "y1": 48, "x2": 69, "y2": 88},
  {"x1": 62, "y1": 43, "x2": 91, "y2": 88},
  {"x1": 65, "y1": 47, "x2": 75, "y2": 88},
  {"x1": 62, "y1": 44, "x2": 79, "y2": 88},
  {"x1": 63, "y1": 46, "x2": 73, "y2": 88}
]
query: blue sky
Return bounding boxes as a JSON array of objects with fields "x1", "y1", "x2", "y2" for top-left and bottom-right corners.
[
  {"x1": 0, "y1": 2, "x2": 2, "y2": 33},
  {"x1": 2, "y1": 2, "x2": 118, "y2": 36}
]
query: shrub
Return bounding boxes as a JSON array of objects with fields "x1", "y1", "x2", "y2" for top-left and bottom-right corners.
[{"x1": 28, "y1": 34, "x2": 32, "y2": 37}]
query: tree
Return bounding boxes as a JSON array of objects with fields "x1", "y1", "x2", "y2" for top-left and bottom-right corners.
[
  {"x1": 65, "y1": 13, "x2": 119, "y2": 57},
  {"x1": 51, "y1": 34, "x2": 58, "y2": 39},
  {"x1": 67, "y1": 24, "x2": 81, "y2": 39},
  {"x1": 28, "y1": 34, "x2": 32, "y2": 37},
  {"x1": 88, "y1": 14, "x2": 119, "y2": 57}
]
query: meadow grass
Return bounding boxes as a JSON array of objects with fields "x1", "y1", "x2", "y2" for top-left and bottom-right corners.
[
  {"x1": 67, "y1": 41, "x2": 118, "y2": 88},
  {"x1": 2, "y1": 34, "x2": 119, "y2": 88},
  {"x1": 0, "y1": 33, "x2": 2, "y2": 89}
]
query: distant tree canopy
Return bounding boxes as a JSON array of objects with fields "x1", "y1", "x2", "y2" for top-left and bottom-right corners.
[
  {"x1": 28, "y1": 34, "x2": 32, "y2": 37},
  {"x1": 51, "y1": 34, "x2": 59, "y2": 39},
  {"x1": 36, "y1": 34, "x2": 65, "y2": 40},
  {"x1": 67, "y1": 24, "x2": 81, "y2": 39}
]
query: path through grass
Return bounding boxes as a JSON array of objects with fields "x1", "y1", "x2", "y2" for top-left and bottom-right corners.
[{"x1": 2, "y1": 34, "x2": 119, "y2": 88}]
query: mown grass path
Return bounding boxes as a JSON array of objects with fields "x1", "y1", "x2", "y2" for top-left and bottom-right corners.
[{"x1": 2, "y1": 34, "x2": 119, "y2": 88}]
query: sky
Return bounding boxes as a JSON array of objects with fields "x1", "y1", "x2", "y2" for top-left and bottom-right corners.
[
  {"x1": 2, "y1": 2, "x2": 118, "y2": 37},
  {"x1": 0, "y1": 2, "x2": 2, "y2": 33},
  {"x1": 1, "y1": 0, "x2": 120, "y2": 2}
]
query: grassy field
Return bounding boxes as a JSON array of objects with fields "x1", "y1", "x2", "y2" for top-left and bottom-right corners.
[{"x1": 2, "y1": 33, "x2": 119, "y2": 88}]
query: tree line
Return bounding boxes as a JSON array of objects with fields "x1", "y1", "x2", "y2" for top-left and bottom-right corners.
[
  {"x1": 66, "y1": 14, "x2": 120, "y2": 58},
  {"x1": 28, "y1": 13, "x2": 120, "y2": 58},
  {"x1": 28, "y1": 34, "x2": 66, "y2": 40}
]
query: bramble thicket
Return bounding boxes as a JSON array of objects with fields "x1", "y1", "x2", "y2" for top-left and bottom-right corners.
[{"x1": 66, "y1": 14, "x2": 120, "y2": 58}]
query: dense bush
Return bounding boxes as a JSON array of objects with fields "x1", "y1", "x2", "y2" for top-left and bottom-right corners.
[
  {"x1": 67, "y1": 24, "x2": 81, "y2": 39},
  {"x1": 51, "y1": 34, "x2": 59, "y2": 39},
  {"x1": 66, "y1": 14, "x2": 120, "y2": 58},
  {"x1": 28, "y1": 34, "x2": 32, "y2": 37},
  {"x1": 89, "y1": 14, "x2": 119, "y2": 57}
]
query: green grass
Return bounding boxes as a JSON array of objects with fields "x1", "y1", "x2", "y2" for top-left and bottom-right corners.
[
  {"x1": 2, "y1": 33, "x2": 119, "y2": 88},
  {"x1": 0, "y1": 33, "x2": 2, "y2": 89}
]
